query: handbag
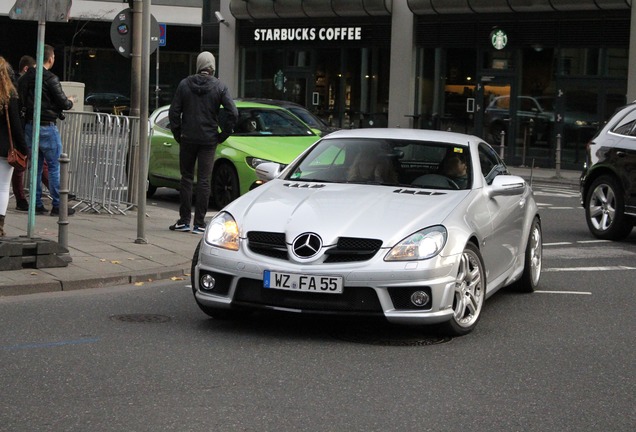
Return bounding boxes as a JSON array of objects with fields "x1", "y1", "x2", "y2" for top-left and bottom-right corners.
[{"x1": 4, "y1": 104, "x2": 27, "y2": 171}]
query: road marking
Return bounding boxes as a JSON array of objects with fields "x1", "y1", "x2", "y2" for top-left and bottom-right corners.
[
  {"x1": 0, "y1": 337, "x2": 100, "y2": 351},
  {"x1": 544, "y1": 266, "x2": 636, "y2": 272},
  {"x1": 544, "y1": 240, "x2": 611, "y2": 246},
  {"x1": 535, "y1": 290, "x2": 592, "y2": 295}
]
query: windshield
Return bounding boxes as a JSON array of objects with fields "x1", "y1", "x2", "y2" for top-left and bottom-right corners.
[
  {"x1": 286, "y1": 138, "x2": 472, "y2": 190},
  {"x1": 223, "y1": 108, "x2": 315, "y2": 137}
]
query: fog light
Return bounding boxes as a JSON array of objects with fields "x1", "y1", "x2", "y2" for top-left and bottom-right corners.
[
  {"x1": 410, "y1": 290, "x2": 430, "y2": 307},
  {"x1": 200, "y1": 274, "x2": 215, "y2": 290}
]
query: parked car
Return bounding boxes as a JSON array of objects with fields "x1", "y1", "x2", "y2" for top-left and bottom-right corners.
[
  {"x1": 580, "y1": 101, "x2": 636, "y2": 240},
  {"x1": 190, "y1": 128, "x2": 543, "y2": 336},
  {"x1": 148, "y1": 101, "x2": 321, "y2": 209},
  {"x1": 236, "y1": 98, "x2": 339, "y2": 136},
  {"x1": 84, "y1": 92, "x2": 130, "y2": 115},
  {"x1": 484, "y1": 95, "x2": 598, "y2": 143}
]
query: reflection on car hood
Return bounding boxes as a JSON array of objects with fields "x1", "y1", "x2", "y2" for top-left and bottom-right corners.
[
  {"x1": 222, "y1": 135, "x2": 319, "y2": 163},
  {"x1": 227, "y1": 180, "x2": 470, "y2": 245}
]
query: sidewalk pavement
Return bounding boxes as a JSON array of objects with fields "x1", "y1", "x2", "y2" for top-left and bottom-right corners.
[{"x1": 0, "y1": 166, "x2": 581, "y2": 296}]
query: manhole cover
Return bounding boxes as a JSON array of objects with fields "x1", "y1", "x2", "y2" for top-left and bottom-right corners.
[
  {"x1": 109, "y1": 314, "x2": 171, "y2": 323},
  {"x1": 330, "y1": 326, "x2": 452, "y2": 346}
]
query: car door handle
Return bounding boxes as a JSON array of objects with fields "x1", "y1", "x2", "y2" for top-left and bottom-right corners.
[{"x1": 616, "y1": 151, "x2": 626, "y2": 157}]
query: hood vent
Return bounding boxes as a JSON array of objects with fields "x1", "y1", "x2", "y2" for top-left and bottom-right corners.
[
  {"x1": 284, "y1": 182, "x2": 326, "y2": 189},
  {"x1": 393, "y1": 188, "x2": 445, "y2": 196}
]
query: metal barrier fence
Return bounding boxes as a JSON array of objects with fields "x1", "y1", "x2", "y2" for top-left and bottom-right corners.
[{"x1": 58, "y1": 112, "x2": 141, "y2": 215}]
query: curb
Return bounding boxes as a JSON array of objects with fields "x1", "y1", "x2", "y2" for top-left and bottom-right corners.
[{"x1": 0, "y1": 265, "x2": 191, "y2": 296}]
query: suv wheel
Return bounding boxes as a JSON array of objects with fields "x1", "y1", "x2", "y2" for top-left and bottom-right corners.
[{"x1": 585, "y1": 175, "x2": 633, "y2": 240}]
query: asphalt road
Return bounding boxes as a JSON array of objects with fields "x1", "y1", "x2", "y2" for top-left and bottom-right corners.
[{"x1": 1, "y1": 182, "x2": 634, "y2": 432}]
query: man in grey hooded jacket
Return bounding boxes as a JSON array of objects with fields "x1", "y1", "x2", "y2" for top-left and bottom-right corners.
[{"x1": 168, "y1": 51, "x2": 238, "y2": 234}]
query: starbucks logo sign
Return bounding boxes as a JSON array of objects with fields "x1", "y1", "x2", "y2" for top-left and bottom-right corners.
[{"x1": 490, "y1": 29, "x2": 508, "y2": 50}]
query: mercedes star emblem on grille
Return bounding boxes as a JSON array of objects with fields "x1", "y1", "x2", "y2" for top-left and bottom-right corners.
[{"x1": 292, "y1": 233, "x2": 322, "y2": 258}]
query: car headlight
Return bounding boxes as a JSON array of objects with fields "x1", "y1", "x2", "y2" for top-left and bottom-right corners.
[
  {"x1": 205, "y1": 212, "x2": 239, "y2": 251},
  {"x1": 385, "y1": 226, "x2": 447, "y2": 261},
  {"x1": 246, "y1": 157, "x2": 275, "y2": 169}
]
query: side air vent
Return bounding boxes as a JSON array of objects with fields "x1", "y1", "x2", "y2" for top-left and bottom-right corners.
[
  {"x1": 284, "y1": 183, "x2": 326, "y2": 189},
  {"x1": 393, "y1": 188, "x2": 445, "y2": 196}
]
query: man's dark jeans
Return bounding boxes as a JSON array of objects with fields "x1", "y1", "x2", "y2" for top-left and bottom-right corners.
[{"x1": 178, "y1": 142, "x2": 216, "y2": 227}]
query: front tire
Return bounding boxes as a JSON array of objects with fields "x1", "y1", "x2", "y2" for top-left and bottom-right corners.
[
  {"x1": 212, "y1": 162, "x2": 240, "y2": 209},
  {"x1": 585, "y1": 175, "x2": 633, "y2": 240},
  {"x1": 512, "y1": 217, "x2": 542, "y2": 293},
  {"x1": 439, "y1": 243, "x2": 486, "y2": 336}
]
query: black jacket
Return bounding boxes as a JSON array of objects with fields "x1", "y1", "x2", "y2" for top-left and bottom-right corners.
[
  {"x1": 17, "y1": 67, "x2": 73, "y2": 123},
  {"x1": 169, "y1": 72, "x2": 238, "y2": 146},
  {"x1": 0, "y1": 96, "x2": 29, "y2": 158}
]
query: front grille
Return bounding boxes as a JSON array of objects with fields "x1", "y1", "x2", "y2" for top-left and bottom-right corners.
[
  {"x1": 247, "y1": 231, "x2": 287, "y2": 260},
  {"x1": 388, "y1": 286, "x2": 433, "y2": 310},
  {"x1": 234, "y1": 278, "x2": 383, "y2": 313},
  {"x1": 324, "y1": 237, "x2": 383, "y2": 263},
  {"x1": 246, "y1": 232, "x2": 383, "y2": 263}
]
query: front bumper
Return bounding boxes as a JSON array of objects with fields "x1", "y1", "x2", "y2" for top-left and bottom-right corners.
[{"x1": 193, "y1": 241, "x2": 459, "y2": 325}]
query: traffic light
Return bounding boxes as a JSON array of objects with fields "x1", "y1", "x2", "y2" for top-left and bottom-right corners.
[{"x1": 9, "y1": 0, "x2": 72, "y2": 22}]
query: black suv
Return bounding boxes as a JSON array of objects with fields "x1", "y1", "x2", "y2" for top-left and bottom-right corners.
[{"x1": 580, "y1": 102, "x2": 636, "y2": 240}]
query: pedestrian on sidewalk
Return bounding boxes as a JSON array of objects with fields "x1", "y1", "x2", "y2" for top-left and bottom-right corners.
[
  {"x1": 11, "y1": 55, "x2": 35, "y2": 212},
  {"x1": 0, "y1": 57, "x2": 30, "y2": 236},
  {"x1": 168, "y1": 51, "x2": 238, "y2": 234},
  {"x1": 17, "y1": 44, "x2": 74, "y2": 217}
]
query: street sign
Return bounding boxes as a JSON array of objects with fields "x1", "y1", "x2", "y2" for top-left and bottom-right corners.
[
  {"x1": 9, "y1": 0, "x2": 72, "y2": 22},
  {"x1": 159, "y1": 23, "x2": 166, "y2": 47},
  {"x1": 110, "y1": 8, "x2": 160, "y2": 59}
]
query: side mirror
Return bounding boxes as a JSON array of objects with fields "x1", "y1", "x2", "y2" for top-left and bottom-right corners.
[
  {"x1": 488, "y1": 175, "x2": 526, "y2": 197},
  {"x1": 255, "y1": 162, "x2": 282, "y2": 182}
]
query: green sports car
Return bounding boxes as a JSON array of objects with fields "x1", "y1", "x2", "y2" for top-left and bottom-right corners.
[{"x1": 148, "y1": 101, "x2": 321, "y2": 209}]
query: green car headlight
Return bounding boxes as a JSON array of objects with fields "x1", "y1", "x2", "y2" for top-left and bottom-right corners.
[
  {"x1": 385, "y1": 226, "x2": 447, "y2": 261},
  {"x1": 205, "y1": 212, "x2": 239, "y2": 251},
  {"x1": 246, "y1": 157, "x2": 274, "y2": 169}
]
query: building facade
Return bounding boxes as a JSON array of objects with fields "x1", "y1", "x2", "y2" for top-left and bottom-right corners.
[
  {"x1": 1, "y1": 1, "x2": 635, "y2": 169},
  {"x1": 0, "y1": 0, "x2": 202, "y2": 110},
  {"x1": 215, "y1": 0, "x2": 635, "y2": 169}
]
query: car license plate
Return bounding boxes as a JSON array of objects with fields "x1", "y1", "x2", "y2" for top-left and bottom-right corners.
[{"x1": 263, "y1": 270, "x2": 343, "y2": 294}]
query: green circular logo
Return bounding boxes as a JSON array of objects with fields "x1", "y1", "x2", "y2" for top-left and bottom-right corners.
[{"x1": 490, "y1": 29, "x2": 508, "y2": 50}]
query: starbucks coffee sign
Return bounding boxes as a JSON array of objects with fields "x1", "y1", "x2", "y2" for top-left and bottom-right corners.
[{"x1": 490, "y1": 28, "x2": 508, "y2": 50}]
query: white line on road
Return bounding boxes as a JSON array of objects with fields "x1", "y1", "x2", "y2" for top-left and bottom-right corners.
[
  {"x1": 544, "y1": 239, "x2": 612, "y2": 246},
  {"x1": 534, "y1": 290, "x2": 592, "y2": 295},
  {"x1": 544, "y1": 266, "x2": 636, "y2": 272}
]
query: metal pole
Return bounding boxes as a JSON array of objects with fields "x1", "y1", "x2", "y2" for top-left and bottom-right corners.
[
  {"x1": 555, "y1": 133, "x2": 562, "y2": 178},
  {"x1": 27, "y1": 3, "x2": 47, "y2": 239},
  {"x1": 135, "y1": 0, "x2": 151, "y2": 244},
  {"x1": 499, "y1": 130, "x2": 505, "y2": 160},
  {"x1": 522, "y1": 124, "x2": 527, "y2": 167},
  {"x1": 130, "y1": 0, "x2": 142, "y2": 118},
  {"x1": 57, "y1": 153, "x2": 72, "y2": 263},
  {"x1": 155, "y1": 46, "x2": 160, "y2": 111}
]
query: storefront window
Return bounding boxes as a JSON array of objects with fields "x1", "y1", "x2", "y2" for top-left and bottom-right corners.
[
  {"x1": 558, "y1": 48, "x2": 600, "y2": 76},
  {"x1": 606, "y1": 48, "x2": 628, "y2": 78}
]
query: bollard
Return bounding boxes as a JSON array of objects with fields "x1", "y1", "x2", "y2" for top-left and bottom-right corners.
[
  {"x1": 57, "y1": 153, "x2": 72, "y2": 263},
  {"x1": 499, "y1": 130, "x2": 505, "y2": 159},
  {"x1": 555, "y1": 133, "x2": 562, "y2": 178}
]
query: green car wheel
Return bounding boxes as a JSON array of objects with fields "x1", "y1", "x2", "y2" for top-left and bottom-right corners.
[{"x1": 212, "y1": 162, "x2": 240, "y2": 209}]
